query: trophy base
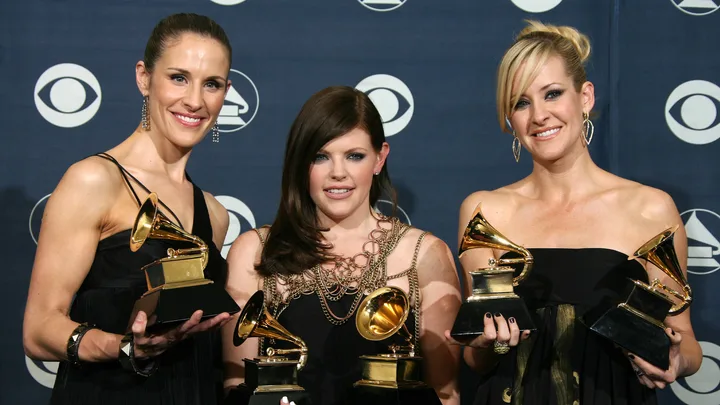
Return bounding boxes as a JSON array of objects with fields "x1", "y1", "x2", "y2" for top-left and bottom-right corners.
[
  {"x1": 351, "y1": 385, "x2": 441, "y2": 405},
  {"x1": 582, "y1": 304, "x2": 671, "y2": 370},
  {"x1": 128, "y1": 281, "x2": 240, "y2": 333},
  {"x1": 356, "y1": 354, "x2": 424, "y2": 388},
  {"x1": 581, "y1": 281, "x2": 673, "y2": 370},
  {"x1": 450, "y1": 297, "x2": 535, "y2": 341},
  {"x1": 223, "y1": 357, "x2": 311, "y2": 405},
  {"x1": 224, "y1": 385, "x2": 311, "y2": 405}
]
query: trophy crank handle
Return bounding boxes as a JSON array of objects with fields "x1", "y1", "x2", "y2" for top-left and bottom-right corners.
[
  {"x1": 167, "y1": 246, "x2": 208, "y2": 257},
  {"x1": 494, "y1": 257, "x2": 534, "y2": 287},
  {"x1": 266, "y1": 346, "x2": 309, "y2": 370}
]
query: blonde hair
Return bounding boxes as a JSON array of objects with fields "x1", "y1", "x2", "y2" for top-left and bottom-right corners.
[{"x1": 496, "y1": 20, "x2": 591, "y2": 133}]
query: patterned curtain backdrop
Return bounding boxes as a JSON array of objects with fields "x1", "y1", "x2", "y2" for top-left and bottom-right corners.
[{"x1": 2, "y1": 0, "x2": 719, "y2": 404}]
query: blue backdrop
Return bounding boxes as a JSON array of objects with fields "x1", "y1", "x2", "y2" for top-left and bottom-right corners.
[{"x1": 2, "y1": 0, "x2": 720, "y2": 404}]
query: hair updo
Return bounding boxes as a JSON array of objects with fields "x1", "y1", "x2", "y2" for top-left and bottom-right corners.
[{"x1": 496, "y1": 20, "x2": 591, "y2": 133}]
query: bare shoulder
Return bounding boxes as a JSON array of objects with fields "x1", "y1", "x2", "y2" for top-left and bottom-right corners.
[
  {"x1": 459, "y1": 186, "x2": 523, "y2": 226},
  {"x1": 50, "y1": 156, "x2": 124, "y2": 212},
  {"x1": 399, "y1": 227, "x2": 457, "y2": 282},
  {"x1": 613, "y1": 180, "x2": 680, "y2": 224},
  {"x1": 226, "y1": 228, "x2": 267, "y2": 293}
]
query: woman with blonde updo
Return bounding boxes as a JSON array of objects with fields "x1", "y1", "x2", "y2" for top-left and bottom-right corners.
[{"x1": 446, "y1": 21, "x2": 701, "y2": 404}]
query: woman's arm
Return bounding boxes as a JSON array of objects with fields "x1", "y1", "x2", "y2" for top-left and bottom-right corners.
[
  {"x1": 222, "y1": 229, "x2": 265, "y2": 392},
  {"x1": 415, "y1": 235, "x2": 463, "y2": 405},
  {"x1": 23, "y1": 159, "x2": 125, "y2": 362},
  {"x1": 630, "y1": 188, "x2": 702, "y2": 387}
]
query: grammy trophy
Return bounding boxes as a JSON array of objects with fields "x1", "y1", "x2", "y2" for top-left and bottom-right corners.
[
  {"x1": 127, "y1": 192, "x2": 239, "y2": 333},
  {"x1": 582, "y1": 225, "x2": 693, "y2": 370},
  {"x1": 352, "y1": 286, "x2": 441, "y2": 405},
  {"x1": 450, "y1": 203, "x2": 536, "y2": 341}
]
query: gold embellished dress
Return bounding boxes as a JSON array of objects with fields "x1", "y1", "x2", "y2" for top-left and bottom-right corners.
[
  {"x1": 473, "y1": 249, "x2": 658, "y2": 405},
  {"x1": 253, "y1": 217, "x2": 427, "y2": 405}
]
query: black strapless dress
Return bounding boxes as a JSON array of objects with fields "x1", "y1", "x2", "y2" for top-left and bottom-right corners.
[{"x1": 472, "y1": 248, "x2": 658, "y2": 405}]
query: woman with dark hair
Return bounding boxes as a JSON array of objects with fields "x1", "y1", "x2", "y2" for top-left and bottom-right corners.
[
  {"x1": 23, "y1": 13, "x2": 235, "y2": 405},
  {"x1": 223, "y1": 85, "x2": 462, "y2": 405}
]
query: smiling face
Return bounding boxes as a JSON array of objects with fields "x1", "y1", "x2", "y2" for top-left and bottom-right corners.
[
  {"x1": 308, "y1": 127, "x2": 388, "y2": 225},
  {"x1": 137, "y1": 32, "x2": 230, "y2": 149},
  {"x1": 508, "y1": 55, "x2": 594, "y2": 163}
]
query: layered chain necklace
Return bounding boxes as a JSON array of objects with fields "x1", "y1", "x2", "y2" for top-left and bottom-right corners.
[{"x1": 268, "y1": 216, "x2": 408, "y2": 325}]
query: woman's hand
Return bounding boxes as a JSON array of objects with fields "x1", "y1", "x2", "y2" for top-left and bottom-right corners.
[
  {"x1": 131, "y1": 310, "x2": 231, "y2": 358},
  {"x1": 444, "y1": 312, "x2": 531, "y2": 352},
  {"x1": 627, "y1": 327, "x2": 683, "y2": 389}
]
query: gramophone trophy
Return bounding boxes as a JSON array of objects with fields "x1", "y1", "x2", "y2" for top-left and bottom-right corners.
[
  {"x1": 352, "y1": 286, "x2": 441, "y2": 405},
  {"x1": 127, "y1": 192, "x2": 239, "y2": 333},
  {"x1": 582, "y1": 225, "x2": 693, "y2": 370},
  {"x1": 450, "y1": 203, "x2": 536, "y2": 340},
  {"x1": 225, "y1": 290, "x2": 311, "y2": 405}
]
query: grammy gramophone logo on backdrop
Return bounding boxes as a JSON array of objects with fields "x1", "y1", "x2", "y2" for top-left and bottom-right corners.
[
  {"x1": 358, "y1": 0, "x2": 407, "y2": 12},
  {"x1": 681, "y1": 208, "x2": 720, "y2": 275},
  {"x1": 217, "y1": 69, "x2": 259, "y2": 133},
  {"x1": 671, "y1": 0, "x2": 720, "y2": 16}
]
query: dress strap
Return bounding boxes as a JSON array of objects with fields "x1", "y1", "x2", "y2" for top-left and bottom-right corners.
[
  {"x1": 92, "y1": 152, "x2": 185, "y2": 229},
  {"x1": 94, "y1": 152, "x2": 142, "y2": 206}
]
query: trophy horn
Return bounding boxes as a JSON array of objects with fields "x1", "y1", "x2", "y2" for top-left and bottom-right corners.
[
  {"x1": 458, "y1": 203, "x2": 534, "y2": 286},
  {"x1": 631, "y1": 225, "x2": 692, "y2": 315},
  {"x1": 130, "y1": 192, "x2": 208, "y2": 268},
  {"x1": 234, "y1": 290, "x2": 308, "y2": 370},
  {"x1": 356, "y1": 286, "x2": 415, "y2": 354}
]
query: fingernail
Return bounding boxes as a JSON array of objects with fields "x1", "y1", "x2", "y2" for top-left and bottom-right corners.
[
  {"x1": 509, "y1": 317, "x2": 516, "y2": 323},
  {"x1": 290, "y1": 402, "x2": 297, "y2": 405},
  {"x1": 494, "y1": 312, "x2": 501, "y2": 317},
  {"x1": 629, "y1": 354, "x2": 635, "y2": 359},
  {"x1": 485, "y1": 313, "x2": 492, "y2": 319},
  {"x1": 671, "y1": 330, "x2": 675, "y2": 335},
  {"x1": 281, "y1": 396, "x2": 289, "y2": 404}
]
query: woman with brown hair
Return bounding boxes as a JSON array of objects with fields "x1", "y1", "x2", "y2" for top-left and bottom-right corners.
[
  {"x1": 23, "y1": 13, "x2": 234, "y2": 405},
  {"x1": 223, "y1": 85, "x2": 462, "y2": 405}
]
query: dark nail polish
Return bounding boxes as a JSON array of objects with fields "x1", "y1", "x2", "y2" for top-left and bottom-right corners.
[
  {"x1": 509, "y1": 318, "x2": 516, "y2": 323},
  {"x1": 485, "y1": 313, "x2": 492, "y2": 319},
  {"x1": 629, "y1": 354, "x2": 635, "y2": 360},
  {"x1": 671, "y1": 330, "x2": 675, "y2": 335},
  {"x1": 494, "y1": 312, "x2": 501, "y2": 317}
]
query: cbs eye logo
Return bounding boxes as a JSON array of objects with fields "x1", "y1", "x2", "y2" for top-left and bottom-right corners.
[
  {"x1": 210, "y1": 0, "x2": 247, "y2": 5},
  {"x1": 34, "y1": 63, "x2": 102, "y2": 128},
  {"x1": 215, "y1": 195, "x2": 256, "y2": 258},
  {"x1": 666, "y1": 80, "x2": 720, "y2": 145},
  {"x1": 355, "y1": 74, "x2": 414, "y2": 137},
  {"x1": 358, "y1": 0, "x2": 406, "y2": 12},
  {"x1": 671, "y1": 341, "x2": 720, "y2": 405},
  {"x1": 510, "y1": 0, "x2": 563, "y2": 13}
]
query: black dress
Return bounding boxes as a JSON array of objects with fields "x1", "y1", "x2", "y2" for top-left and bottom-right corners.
[
  {"x1": 50, "y1": 154, "x2": 227, "y2": 405},
  {"x1": 255, "y1": 220, "x2": 427, "y2": 405},
  {"x1": 472, "y1": 248, "x2": 658, "y2": 405}
]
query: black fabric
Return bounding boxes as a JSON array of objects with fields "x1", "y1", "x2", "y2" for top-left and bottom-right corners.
[
  {"x1": 472, "y1": 248, "x2": 659, "y2": 405},
  {"x1": 49, "y1": 157, "x2": 227, "y2": 405}
]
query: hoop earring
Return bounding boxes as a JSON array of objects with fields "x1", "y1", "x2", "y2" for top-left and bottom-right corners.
[
  {"x1": 512, "y1": 134, "x2": 521, "y2": 163},
  {"x1": 583, "y1": 112, "x2": 594, "y2": 146},
  {"x1": 212, "y1": 122, "x2": 220, "y2": 143},
  {"x1": 141, "y1": 96, "x2": 150, "y2": 130}
]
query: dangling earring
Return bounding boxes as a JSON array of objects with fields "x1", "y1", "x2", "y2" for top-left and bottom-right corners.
[
  {"x1": 512, "y1": 134, "x2": 521, "y2": 163},
  {"x1": 212, "y1": 122, "x2": 220, "y2": 143},
  {"x1": 141, "y1": 96, "x2": 150, "y2": 130},
  {"x1": 582, "y1": 111, "x2": 594, "y2": 146}
]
